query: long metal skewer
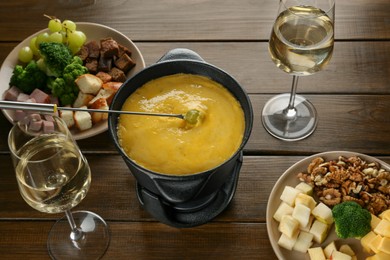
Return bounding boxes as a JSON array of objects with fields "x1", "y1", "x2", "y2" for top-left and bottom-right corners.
[{"x1": 0, "y1": 100, "x2": 185, "y2": 119}]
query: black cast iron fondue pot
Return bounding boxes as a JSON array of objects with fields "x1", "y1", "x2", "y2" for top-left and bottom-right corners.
[{"x1": 108, "y1": 48, "x2": 253, "y2": 227}]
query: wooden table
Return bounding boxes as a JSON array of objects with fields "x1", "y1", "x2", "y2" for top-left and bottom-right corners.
[{"x1": 0, "y1": 0, "x2": 389, "y2": 259}]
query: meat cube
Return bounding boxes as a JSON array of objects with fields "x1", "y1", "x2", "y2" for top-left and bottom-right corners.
[
  {"x1": 85, "y1": 58, "x2": 98, "y2": 74},
  {"x1": 85, "y1": 40, "x2": 100, "y2": 59},
  {"x1": 100, "y1": 37, "x2": 119, "y2": 58},
  {"x1": 109, "y1": 67, "x2": 127, "y2": 82},
  {"x1": 77, "y1": 45, "x2": 89, "y2": 61},
  {"x1": 29, "y1": 118, "x2": 43, "y2": 132},
  {"x1": 118, "y1": 44, "x2": 132, "y2": 57},
  {"x1": 98, "y1": 56, "x2": 113, "y2": 72},
  {"x1": 3, "y1": 86, "x2": 21, "y2": 101},
  {"x1": 30, "y1": 89, "x2": 50, "y2": 103},
  {"x1": 14, "y1": 110, "x2": 27, "y2": 122},
  {"x1": 114, "y1": 53, "x2": 136, "y2": 73},
  {"x1": 95, "y1": 71, "x2": 112, "y2": 83},
  {"x1": 17, "y1": 93, "x2": 30, "y2": 102},
  {"x1": 42, "y1": 120, "x2": 55, "y2": 133},
  {"x1": 44, "y1": 114, "x2": 55, "y2": 122}
]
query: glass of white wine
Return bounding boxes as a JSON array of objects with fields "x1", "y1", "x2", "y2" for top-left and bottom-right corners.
[
  {"x1": 262, "y1": 0, "x2": 335, "y2": 141},
  {"x1": 8, "y1": 114, "x2": 110, "y2": 259}
]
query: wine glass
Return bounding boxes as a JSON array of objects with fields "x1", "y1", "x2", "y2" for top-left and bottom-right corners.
[
  {"x1": 8, "y1": 114, "x2": 110, "y2": 259},
  {"x1": 262, "y1": 0, "x2": 335, "y2": 141}
]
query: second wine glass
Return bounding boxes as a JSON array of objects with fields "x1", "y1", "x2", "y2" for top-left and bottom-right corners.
[
  {"x1": 8, "y1": 114, "x2": 110, "y2": 259},
  {"x1": 262, "y1": 0, "x2": 335, "y2": 141}
]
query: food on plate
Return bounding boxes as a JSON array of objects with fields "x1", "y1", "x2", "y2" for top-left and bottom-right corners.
[
  {"x1": 307, "y1": 241, "x2": 357, "y2": 260},
  {"x1": 117, "y1": 73, "x2": 245, "y2": 175},
  {"x1": 274, "y1": 183, "x2": 334, "y2": 253},
  {"x1": 361, "y1": 209, "x2": 390, "y2": 258},
  {"x1": 2, "y1": 15, "x2": 139, "y2": 134},
  {"x1": 297, "y1": 156, "x2": 390, "y2": 215},
  {"x1": 332, "y1": 201, "x2": 372, "y2": 239}
]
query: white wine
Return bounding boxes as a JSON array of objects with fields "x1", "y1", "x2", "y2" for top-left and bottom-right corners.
[
  {"x1": 15, "y1": 134, "x2": 91, "y2": 213},
  {"x1": 269, "y1": 5, "x2": 334, "y2": 76}
]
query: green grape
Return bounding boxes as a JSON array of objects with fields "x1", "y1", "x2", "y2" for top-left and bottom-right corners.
[
  {"x1": 48, "y1": 32, "x2": 63, "y2": 43},
  {"x1": 67, "y1": 30, "x2": 86, "y2": 47},
  {"x1": 62, "y1": 20, "x2": 76, "y2": 31},
  {"x1": 68, "y1": 42, "x2": 81, "y2": 54},
  {"x1": 48, "y1": 18, "x2": 62, "y2": 32},
  {"x1": 18, "y1": 46, "x2": 33, "y2": 63},
  {"x1": 29, "y1": 37, "x2": 39, "y2": 56},
  {"x1": 35, "y1": 32, "x2": 50, "y2": 47}
]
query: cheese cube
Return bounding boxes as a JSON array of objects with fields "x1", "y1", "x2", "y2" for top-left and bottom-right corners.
[
  {"x1": 369, "y1": 234, "x2": 383, "y2": 254},
  {"x1": 309, "y1": 219, "x2": 329, "y2": 244},
  {"x1": 323, "y1": 241, "x2": 337, "y2": 259},
  {"x1": 279, "y1": 215, "x2": 299, "y2": 238},
  {"x1": 295, "y1": 193, "x2": 317, "y2": 210},
  {"x1": 378, "y1": 236, "x2": 390, "y2": 254},
  {"x1": 277, "y1": 232, "x2": 298, "y2": 250},
  {"x1": 331, "y1": 250, "x2": 352, "y2": 260},
  {"x1": 374, "y1": 219, "x2": 390, "y2": 237},
  {"x1": 273, "y1": 202, "x2": 294, "y2": 222},
  {"x1": 295, "y1": 182, "x2": 313, "y2": 195},
  {"x1": 312, "y1": 202, "x2": 334, "y2": 225},
  {"x1": 307, "y1": 247, "x2": 326, "y2": 260},
  {"x1": 371, "y1": 213, "x2": 382, "y2": 230},
  {"x1": 292, "y1": 203, "x2": 311, "y2": 228},
  {"x1": 361, "y1": 231, "x2": 377, "y2": 254},
  {"x1": 280, "y1": 186, "x2": 302, "y2": 207},
  {"x1": 293, "y1": 231, "x2": 313, "y2": 253}
]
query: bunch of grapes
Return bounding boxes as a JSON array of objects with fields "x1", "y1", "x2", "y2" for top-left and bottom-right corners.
[{"x1": 18, "y1": 15, "x2": 87, "y2": 63}]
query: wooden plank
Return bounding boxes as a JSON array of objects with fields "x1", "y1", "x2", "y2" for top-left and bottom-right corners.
[
  {"x1": 0, "y1": 221, "x2": 276, "y2": 259},
  {"x1": 1, "y1": 41, "x2": 389, "y2": 95},
  {"x1": 0, "y1": 0, "x2": 388, "y2": 41},
  {"x1": 1, "y1": 155, "x2": 390, "y2": 222}
]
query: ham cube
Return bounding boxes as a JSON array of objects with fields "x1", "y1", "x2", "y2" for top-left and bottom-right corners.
[
  {"x1": 29, "y1": 89, "x2": 50, "y2": 103},
  {"x1": 29, "y1": 119, "x2": 43, "y2": 131},
  {"x1": 3, "y1": 86, "x2": 21, "y2": 101},
  {"x1": 42, "y1": 120, "x2": 55, "y2": 133},
  {"x1": 17, "y1": 93, "x2": 30, "y2": 102}
]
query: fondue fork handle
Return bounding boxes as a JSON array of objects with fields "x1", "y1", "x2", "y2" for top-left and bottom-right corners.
[{"x1": 0, "y1": 100, "x2": 185, "y2": 119}]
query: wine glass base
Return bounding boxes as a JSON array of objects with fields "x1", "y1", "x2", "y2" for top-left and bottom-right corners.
[
  {"x1": 47, "y1": 210, "x2": 110, "y2": 260},
  {"x1": 262, "y1": 93, "x2": 318, "y2": 141}
]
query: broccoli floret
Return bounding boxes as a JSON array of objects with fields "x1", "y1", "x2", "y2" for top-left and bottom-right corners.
[
  {"x1": 332, "y1": 201, "x2": 371, "y2": 239},
  {"x1": 9, "y1": 60, "x2": 47, "y2": 94},
  {"x1": 63, "y1": 62, "x2": 89, "y2": 85},
  {"x1": 50, "y1": 77, "x2": 77, "y2": 106},
  {"x1": 39, "y1": 42, "x2": 73, "y2": 77}
]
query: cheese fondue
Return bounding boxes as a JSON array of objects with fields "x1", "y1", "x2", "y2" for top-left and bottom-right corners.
[{"x1": 117, "y1": 74, "x2": 245, "y2": 175}]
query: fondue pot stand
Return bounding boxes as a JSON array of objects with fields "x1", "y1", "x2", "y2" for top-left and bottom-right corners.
[{"x1": 108, "y1": 48, "x2": 253, "y2": 228}]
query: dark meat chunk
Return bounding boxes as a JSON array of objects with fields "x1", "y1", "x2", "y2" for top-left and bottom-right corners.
[
  {"x1": 109, "y1": 67, "x2": 126, "y2": 82},
  {"x1": 85, "y1": 58, "x2": 98, "y2": 74},
  {"x1": 100, "y1": 37, "x2": 119, "y2": 58},
  {"x1": 98, "y1": 56, "x2": 113, "y2": 72},
  {"x1": 95, "y1": 72, "x2": 112, "y2": 83},
  {"x1": 85, "y1": 40, "x2": 100, "y2": 59},
  {"x1": 77, "y1": 45, "x2": 89, "y2": 61},
  {"x1": 118, "y1": 44, "x2": 132, "y2": 57},
  {"x1": 114, "y1": 53, "x2": 136, "y2": 73}
]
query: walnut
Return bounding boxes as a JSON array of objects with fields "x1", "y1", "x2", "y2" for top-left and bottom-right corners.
[
  {"x1": 343, "y1": 195, "x2": 365, "y2": 207},
  {"x1": 308, "y1": 157, "x2": 324, "y2": 174},
  {"x1": 319, "y1": 188, "x2": 341, "y2": 206},
  {"x1": 367, "y1": 193, "x2": 388, "y2": 215}
]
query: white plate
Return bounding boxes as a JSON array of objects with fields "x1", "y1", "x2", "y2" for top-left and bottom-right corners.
[
  {"x1": 0, "y1": 22, "x2": 145, "y2": 140},
  {"x1": 266, "y1": 151, "x2": 389, "y2": 260}
]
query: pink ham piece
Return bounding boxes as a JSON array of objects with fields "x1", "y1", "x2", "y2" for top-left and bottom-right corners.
[
  {"x1": 29, "y1": 89, "x2": 50, "y2": 103},
  {"x1": 42, "y1": 120, "x2": 55, "y2": 133},
  {"x1": 3, "y1": 86, "x2": 21, "y2": 101},
  {"x1": 16, "y1": 93, "x2": 30, "y2": 102},
  {"x1": 14, "y1": 110, "x2": 27, "y2": 122},
  {"x1": 28, "y1": 119, "x2": 43, "y2": 131}
]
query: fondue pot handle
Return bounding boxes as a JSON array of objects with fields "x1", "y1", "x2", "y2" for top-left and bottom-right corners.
[{"x1": 157, "y1": 48, "x2": 205, "y2": 63}]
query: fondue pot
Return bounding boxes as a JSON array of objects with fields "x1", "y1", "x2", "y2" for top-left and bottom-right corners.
[{"x1": 108, "y1": 48, "x2": 253, "y2": 227}]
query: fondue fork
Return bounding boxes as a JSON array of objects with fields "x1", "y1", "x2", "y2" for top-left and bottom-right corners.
[{"x1": 0, "y1": 100, "x2": 185, "y2": 119}]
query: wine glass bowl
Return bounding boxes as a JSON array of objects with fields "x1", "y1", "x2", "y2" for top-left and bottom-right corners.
[
  {"x1": 262, "y1": 0, "x2": 335, "y2": 141},
  {"x1": 8, "y1": 114, "x2": 110, "y2": 259}
]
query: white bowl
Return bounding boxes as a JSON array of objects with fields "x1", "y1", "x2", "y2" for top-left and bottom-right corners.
[
  {"x1": 0, "y1": 22, "x2": 145, "y2": 140},
  {"x1": 266, "y1": 151, "x2": 389, "y2": 259}
]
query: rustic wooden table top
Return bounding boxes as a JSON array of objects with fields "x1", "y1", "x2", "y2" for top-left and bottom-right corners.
[{"x1": 0, "y1": 0, "x2": 389, "y2": 259}]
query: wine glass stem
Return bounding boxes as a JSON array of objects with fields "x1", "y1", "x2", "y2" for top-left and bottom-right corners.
[
  {"x1": 284, "y1": 75, "x2": 299, "y2": 119},
  {"x1": 65, "y1": 210, "x2": 84, "y2": 241}
]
